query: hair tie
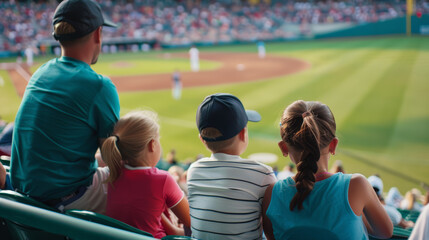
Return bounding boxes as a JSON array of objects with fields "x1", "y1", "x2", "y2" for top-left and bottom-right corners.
[
  {"x1": 114, "y1": 135, "x2": 120, "y2": 143},
  {"x1": 302, "y1": 111, "x2": 311, "y2": 118}
]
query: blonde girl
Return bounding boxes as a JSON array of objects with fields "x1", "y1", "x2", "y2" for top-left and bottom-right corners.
[
  {"x1": 262, "y1": 100, "x2": 392, "y2": 240},
  {"x1": 101, "y1": 111, "x2": 190, "y2": 239}
]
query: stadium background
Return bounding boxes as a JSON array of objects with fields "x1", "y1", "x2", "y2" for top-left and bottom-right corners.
[{"x1": 0, "y1": 0, "x2": 428, "y2": 196}]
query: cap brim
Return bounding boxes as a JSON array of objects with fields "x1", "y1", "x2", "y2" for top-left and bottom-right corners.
[
  {"x1": 103, "y1": 17, "x2": 117, "y2": 28},
  {"x1": 246, "y1": 110, "x2": 261, "y2": 122}
]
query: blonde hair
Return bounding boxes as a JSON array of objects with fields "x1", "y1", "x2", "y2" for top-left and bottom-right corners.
[
  {"x1": 200, "y1": 127, "x2": 236, "y2": 152},
  {"x1": 54, "y1": 22, "x2": 76, "y2": 35},
  {"x1": 101, "y1": 111, "x2": 160, "y2": 183}
]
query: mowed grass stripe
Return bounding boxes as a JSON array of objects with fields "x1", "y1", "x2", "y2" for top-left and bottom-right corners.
[
  {"x1": 325, "y1": 48, "x2": 411, "y2": 128},
  {"x1": 340, "y1": 47, "x2": 420, "y2": 151},
  {"x1": 387, "y1": 49, "x2": 429, "y2": 160},
  {"x1": 230, "y1": 39, "x2": 389, "y2": 139}
]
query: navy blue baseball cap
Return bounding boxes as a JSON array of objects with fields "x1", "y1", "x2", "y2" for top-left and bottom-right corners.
[
  {"x1": 196, "y1": 93, "x2": 261, "y2": 142},
  {"x1": 53, "y1": 0, "x2": 117, "y2": 41}
]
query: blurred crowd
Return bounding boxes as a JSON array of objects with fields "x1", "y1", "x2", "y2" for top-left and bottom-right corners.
[{"x1": 1, "y1": 0, "x2": 428, "y2": 52}]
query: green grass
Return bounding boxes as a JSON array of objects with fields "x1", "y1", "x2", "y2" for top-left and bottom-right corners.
[
  {"x1": 1, "y1": 36, "x2": 428, "y2": 194},
  {"x1": 0, "y1": 70, "x2": 21, "y2": 121},
  {"x1": 29, "y1": 52, "x2": 222, "y2": 76}
]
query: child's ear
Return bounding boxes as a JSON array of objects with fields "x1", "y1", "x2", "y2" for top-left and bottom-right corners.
[
  {"x1": 148, "y1": 139, "x2": 155, "y2": 152},
  {"x1": 199, "y1": 134, "x2": 205, "y2": 144},
  {"x1": 329, "y1": 137, "x2": 339, "y2": 155},
  {"x1": 278, "y1": 141, "x2": 289, "y2": 157},
  {"x1": 238, "y1": 128, "x2": 247, "y2": 141}
]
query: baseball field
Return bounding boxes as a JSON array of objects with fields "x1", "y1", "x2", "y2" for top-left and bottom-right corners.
[{"x1": 0, "y1": 36, "x2": 428, "y2": 194}]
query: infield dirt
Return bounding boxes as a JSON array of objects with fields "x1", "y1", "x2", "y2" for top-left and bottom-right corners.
[{"x1": 8, "y1": 52, "x2": 310, "y2": 96}]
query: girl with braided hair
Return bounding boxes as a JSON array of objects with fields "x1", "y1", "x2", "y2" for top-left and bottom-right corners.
[
  {"x1": 101, "y1": 111, "x2": 190, "y2": 238},
  {"x1": 262, "y1": 100, "x2": 392, "y2": 240}
]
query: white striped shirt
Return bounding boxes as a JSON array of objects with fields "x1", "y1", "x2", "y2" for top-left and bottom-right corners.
[{"x1": 187, "y1": 153, "x2": 277, "y2": 240}]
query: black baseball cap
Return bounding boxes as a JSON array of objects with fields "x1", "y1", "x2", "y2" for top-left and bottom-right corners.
[
  {"x1": 52, "y1": 0, "x2": 117, "y2": 41},
  {"x1": 196, "y1": 93, "x2": 261, "y2": 142}
]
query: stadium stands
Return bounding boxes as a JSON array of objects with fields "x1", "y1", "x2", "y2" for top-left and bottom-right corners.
[{"x1": 1, "y1": 0, "x2": 428, "y2": 53}]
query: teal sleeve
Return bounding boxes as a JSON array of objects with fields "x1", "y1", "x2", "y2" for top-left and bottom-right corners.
[{"x1": 92, "y1": 76, "x2": 120, "y2": 139}]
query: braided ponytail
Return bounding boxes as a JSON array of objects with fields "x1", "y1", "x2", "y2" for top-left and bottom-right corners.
[{"x1": 280, "y1": 100, "x2": 336, "y2": 211}]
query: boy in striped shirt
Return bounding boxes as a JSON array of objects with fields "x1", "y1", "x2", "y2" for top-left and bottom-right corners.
[{"x1": 187, "y1": 93, "x2": 277, "y2": 240}]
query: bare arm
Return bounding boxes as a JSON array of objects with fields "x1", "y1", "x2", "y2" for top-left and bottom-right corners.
[
  {"x1": 0, "y1": 161, "x2": 6, "y2": 189},
  {"x1": 161, "y1": 213, "x2": 185, "y2": 236},
  {"x1": 170, "y1": 197, "x2": 191, "y2": 228},
  {"x1": 97, "y1": 138, "x2": 107, "y2": 166},
  {"x1": 262, "y1": 183, "x2": 276, "y2": 240},
  {"x1": 349, "y1": 174, "x2": 393, "y2": 239}
]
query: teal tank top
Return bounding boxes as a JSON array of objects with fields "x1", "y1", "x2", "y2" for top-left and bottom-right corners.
[{"x1": 266, "y1": 173, "x2": 368, "y2": 240}]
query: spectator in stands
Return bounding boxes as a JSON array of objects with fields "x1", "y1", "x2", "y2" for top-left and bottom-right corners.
[
  {"x1": 386, "y1": 187, "x2": 404, "y2": 208},
  {"x1": 262, "y1": 100, "x2": 392, "y2": 240},
  {"x1": 330, "y1": 159, "x2": 345, "y2": 173},
  {"x1": 409, "y1": 204, "x2": 429, "y2": 240},
  {"x1": 401, "y1": 188, "x2": 424, "y2": 212},
  {"x1": 187, "y1": 93, "x2": 276, "y2": 239},
  {"x1": 10, "y1": 0, "x2": 120, "y2": 214},
  {"x1": 102, "y1": 111, "x2": 190, "y2": 239},
  {"x1": 424, "y1": 191, "x2": 429, "y2": 206},
  {"x1": 166, "y1": 149, "x2": 178, "y2": 166},
  {"x1": 277, "y1": 163, "x2": 295, "y2": 180},
  {"x1": 168, "y1": 165, "x2": 188, "y2": 196},
  {"x1": 368, "y1": 175, "x2": 414, "y2": 229}
]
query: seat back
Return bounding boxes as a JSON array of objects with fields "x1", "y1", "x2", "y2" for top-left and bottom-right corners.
[
  {"x1": 284, "y1": 226, "x2": 339, "y2": 240},
  {"x1": 0, "y1": 190, "x2": 66, "y2": 240},
  {"x1": 161, "y1": 236, "x2": 200, "y2": 240},
  {"x1": 0, "y1": 155, "x2": 10, "y2": 167},
  {"x1": 65, "y1": 209, "x2": 153, "y2": 237}
]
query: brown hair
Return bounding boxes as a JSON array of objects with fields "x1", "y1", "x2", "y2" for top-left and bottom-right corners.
[
  {"x1": 54, "y1": 22, "x2": 92, "y2": 46},
  {"x1": 200, "y1": 127, "x2": 236, "y2": 152},
  {"x1": 101, "y1": 111, "x2": 159, "y2": 183},
  {"x1": 280, "y1": 100, "x2": 336, "y2": 211}
]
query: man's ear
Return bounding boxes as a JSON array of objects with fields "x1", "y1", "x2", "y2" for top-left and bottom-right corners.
[
  {"x1": 329, "y1": 137, "x2": 339, "y2": 155},
  {"x1": 93, "y1": 26, "x2": 102, "y2": 44},
  {"x1": 278, "y1": 141, "x2": 288, "y2": 157}
]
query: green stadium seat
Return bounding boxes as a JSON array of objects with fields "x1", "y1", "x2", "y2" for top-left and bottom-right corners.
[
  {"x1": 404, "y1": 210, "x2": 420, "y2": 223},
  {"x1": 161, "y1": 236, "x2": 200, "y2": 240},
  {"x1": 397, "y1": 209, "x2": 412, "y2": 219},
  {"x1": 0, "y1": 217, "x2": 13, "y2": 239},
  {"x1": 65, "y1": 209, "x2": 153, "y2": 238},
  {"x1": 0, "y1": 155, "x2": 10, "y2": 167},
  {"x1": 369, "y1": 226, "x2": 411, "y2": 240},
  {"x1": 0, "y1": 190, "x2": 66, "y2": 240}
]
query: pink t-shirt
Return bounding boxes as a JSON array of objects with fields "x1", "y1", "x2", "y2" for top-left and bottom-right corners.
[{"x1": 106, "y1": 166, "x2": 184, "y2": 239}]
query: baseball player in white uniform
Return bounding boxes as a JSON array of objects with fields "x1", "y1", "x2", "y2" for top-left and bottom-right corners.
[{"x1": 189, "y1": 45, "x2": 199, "y2": 72}]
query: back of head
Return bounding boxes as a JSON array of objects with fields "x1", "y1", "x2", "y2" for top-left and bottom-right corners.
[
  {"x1": 368, "y1": 175, "x2": 384, "y2": 199},
  {"x1": 196, "y1": 93, "x2": 261, "y2": 152},
  {"x1": 52, "y1": 0, "x2": 116, "y2": 45},
  {"x1": 280, "y1": 100, "x2": 336, "y2": 210},
  {"x1": 101, "y1": 111, "x2": 159, "y2": 183}
]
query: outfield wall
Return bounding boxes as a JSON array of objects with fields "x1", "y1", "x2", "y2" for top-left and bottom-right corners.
[{"x1": 315, "y1": 15, "x2": 429, "y2": 39}]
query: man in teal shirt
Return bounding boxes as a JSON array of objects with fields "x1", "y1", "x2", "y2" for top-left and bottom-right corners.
[{"x1": 10, "y1": 0, "x2": 119, "y2": 213}]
